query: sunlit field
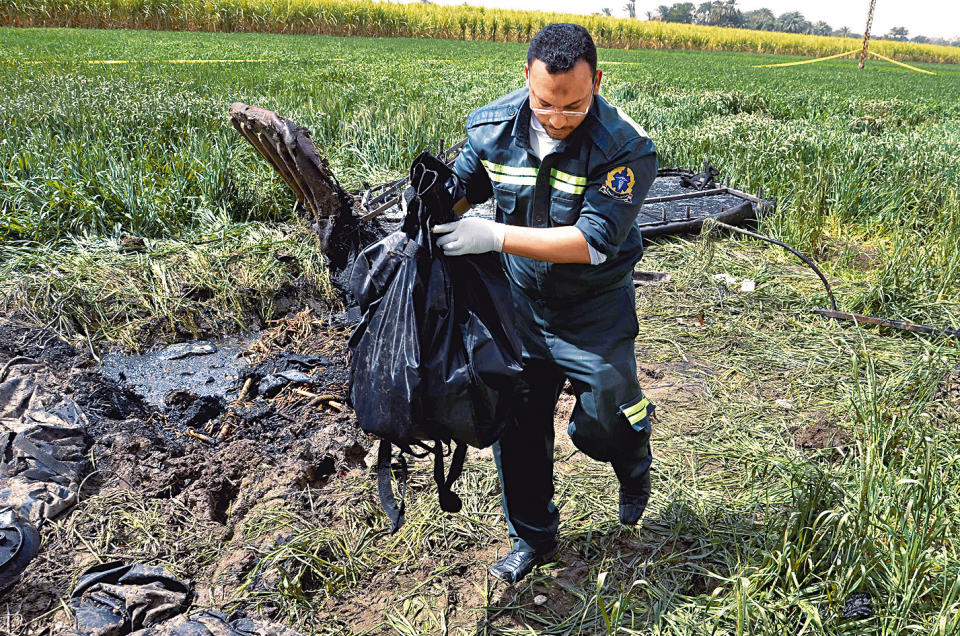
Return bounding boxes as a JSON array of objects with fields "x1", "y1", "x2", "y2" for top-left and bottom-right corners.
[{"x1": 4, "y1": 0, "x2": 959, "y2": 63}]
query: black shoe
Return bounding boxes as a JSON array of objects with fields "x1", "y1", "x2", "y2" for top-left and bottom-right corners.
[
  {"x1": 619, "y1": 472, "x2": 651, "y2": 526},
  {"x1": 489, "y1": 547, "x2": 557, "y2": 584}
]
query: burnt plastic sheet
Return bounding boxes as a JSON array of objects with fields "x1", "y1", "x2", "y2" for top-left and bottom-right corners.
[
  {"x1": 64, "y1": 562, "x2": 303, "y2": 636},
  {"x1": 129, "y1": 609, "x2": 304, "y2": 636},
  {"x1": 65, "y1": 562, "x2": 192, "y2": 636},
  {"x1": 0, "y1": 357, "x2": 91, "y2": 593},
  {"x1": 0, "y1": 359, "x2": 90, "y2": 523}
]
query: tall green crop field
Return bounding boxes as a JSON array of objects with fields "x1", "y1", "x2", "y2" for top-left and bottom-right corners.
[{"x1": 3, "y1": 0, "x2": 959, "y2": 64}]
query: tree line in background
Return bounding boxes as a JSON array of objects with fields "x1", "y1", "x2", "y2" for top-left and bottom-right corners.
[{"x1": 604, "y1": 1, "x2": 960, "y2": 47}]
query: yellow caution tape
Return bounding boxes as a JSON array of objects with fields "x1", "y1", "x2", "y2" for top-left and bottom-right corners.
[
  {"x1": 752, "y1": 49, "x2": 936, "y2": 75},
  {"x1": 869, "y1": 51, "x2": 936, "y2": 75},
  {"x1": 752, "y1": 49, "x2": 859, "y2": 68}
]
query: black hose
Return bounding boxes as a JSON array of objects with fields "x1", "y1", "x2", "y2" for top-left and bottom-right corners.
[
  {"x1": 709, "y1": 219, "x2": 838, "y2": 312},
  {"x1": 708, "y1": 219, "x2": 958, "y2": 340}
]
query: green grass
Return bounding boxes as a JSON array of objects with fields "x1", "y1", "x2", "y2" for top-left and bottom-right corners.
[{"x1": 1, "y1": 28, "x2": 959, "y2": 346}]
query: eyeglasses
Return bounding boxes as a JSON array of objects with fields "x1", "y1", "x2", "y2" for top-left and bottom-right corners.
[
  {"x1": 529, "y1": 104, "x2": 591, "y2": 119},
  {"x1": 527, "y1": 79, "x2": 596, "y2": 119}
]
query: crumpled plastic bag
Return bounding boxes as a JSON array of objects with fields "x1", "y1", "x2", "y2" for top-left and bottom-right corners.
[
  {"x1": 349, "y1": 151, "x2": 522, "y2": 448},
  {"x1": 348, "y1": 152, "x2": 523, "y2": 531},
  {"x1": 0, "y1": 358, "x2": 90, "y2": 523}
]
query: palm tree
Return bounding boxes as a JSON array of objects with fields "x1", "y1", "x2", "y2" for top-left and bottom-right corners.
[
  {"x1": 702, "y1": 0, "x2": 739, "y2": 27},
  {"x1": 694, "y1": 2, "x2": 713, "y2": 24},
  {"x1": 777, "y1": 11, "x2": 808, "y2": 34},
  {"x1": 658, "y1": 3, "x2": 695, "y2": 23},
  {"x1": 744, "y1": 8, "x2": 775, "y2": 30},
  {"x1": 813, "y1": 21, "x2": 832, "y2": 36},
  {"x1": 886, "y1": 26, "x2": 908, "y2": 41}
]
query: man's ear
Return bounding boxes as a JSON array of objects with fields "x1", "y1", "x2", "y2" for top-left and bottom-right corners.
[
  {"x1": 594, "y1": 69, "x2": 603, "y2": 94},
  {"x1": 524, "y1": 63, "x2": 529, "y2": 82}
]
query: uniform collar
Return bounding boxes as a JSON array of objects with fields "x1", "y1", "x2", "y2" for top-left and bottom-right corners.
[{"x1": 512, "y1": 89, "x2": 533, "y2": 152}]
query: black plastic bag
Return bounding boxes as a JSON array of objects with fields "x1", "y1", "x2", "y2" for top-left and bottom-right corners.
[{"x1": 349, "y1": 152, "x2": 522, "y2": 532}]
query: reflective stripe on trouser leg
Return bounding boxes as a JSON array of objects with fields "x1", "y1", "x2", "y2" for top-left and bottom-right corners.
[
  {"x1": 547, "y1": 284, "x2": 653, "y2": 492},
  {"x1": 494, "y1": 283, "x2": 653, "y2": 550}
]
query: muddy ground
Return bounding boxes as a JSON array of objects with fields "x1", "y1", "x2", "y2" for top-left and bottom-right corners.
[
  {"x1": 2, "y1": 309, "x2": 689, "y2": 634},
  {"x1": 1, "y1": 312, "x2": 370, "y2": 631}
]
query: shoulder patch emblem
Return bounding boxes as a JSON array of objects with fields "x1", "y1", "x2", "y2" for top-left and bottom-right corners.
[{"x1": 600, "y1": 166, "x2": 635, "y2": 202}]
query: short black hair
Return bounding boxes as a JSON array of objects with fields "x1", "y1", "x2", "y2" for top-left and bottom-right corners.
[{"x1": 527, "y1": 23, "x2": 597, "y2": 76}]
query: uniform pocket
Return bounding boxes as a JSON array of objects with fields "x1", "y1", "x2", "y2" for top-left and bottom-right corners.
[
  {"x1": 619, "y1": 393, "x2": 654, "y2": 435},
  {"x1": 549, "y1": 192, "x2": 582, "y2": 226},
  {"x1": 493, "y1": 185, "x2": 517, "y2": 217}
]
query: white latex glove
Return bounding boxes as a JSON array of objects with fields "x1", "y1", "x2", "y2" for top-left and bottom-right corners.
[{"x1": 432, "y1": 217, "x2": 506, "y2": 256}]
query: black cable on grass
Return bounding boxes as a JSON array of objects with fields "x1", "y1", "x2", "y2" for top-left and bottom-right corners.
[
  {"x1": 707, "y1": 218, "x2": 838, "y2": 312},
  {"x1": 706, "y1": 219, "x2": 960, "y2": 340}
]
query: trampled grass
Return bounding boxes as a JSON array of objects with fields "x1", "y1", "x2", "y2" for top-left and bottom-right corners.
[{"x1": 2, "y1": 0, "x2": 959, "y2": 64}]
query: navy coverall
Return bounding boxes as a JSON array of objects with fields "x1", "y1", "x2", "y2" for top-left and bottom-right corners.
[{"x1": 453, "y1": 87, "x2": 657, "y2": 554}]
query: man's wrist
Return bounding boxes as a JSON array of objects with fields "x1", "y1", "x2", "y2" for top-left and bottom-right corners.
[{"x1": 492, "y1": 222, "x2": 506, "y2": 252}]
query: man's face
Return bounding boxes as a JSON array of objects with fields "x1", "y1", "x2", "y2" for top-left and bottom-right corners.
[{"x1": 525, "y1": 58, "x2": 602, "y2": 140}]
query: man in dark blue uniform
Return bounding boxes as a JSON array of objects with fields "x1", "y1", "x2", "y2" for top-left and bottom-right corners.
[{"x1": 433, "y1": 23, "x2": 657, "y2": 584}]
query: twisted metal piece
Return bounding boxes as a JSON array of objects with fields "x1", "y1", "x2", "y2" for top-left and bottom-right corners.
[{"x1": 229, "y1": 102, "x2": 353, "y2": 249}]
